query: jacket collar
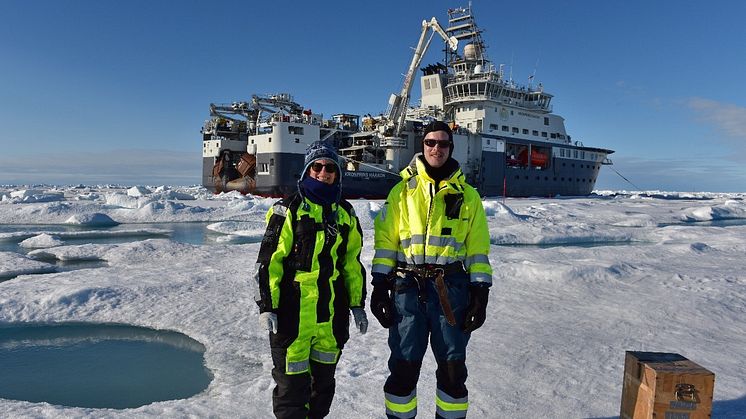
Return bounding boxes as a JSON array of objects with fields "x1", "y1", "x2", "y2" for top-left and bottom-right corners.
[{"x1": 401, "y1": 155, "x2": 464, "y2": 191}]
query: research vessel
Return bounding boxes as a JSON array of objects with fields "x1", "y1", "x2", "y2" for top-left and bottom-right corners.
[{"x1": 201, "y1": 5, "x2": 614, "y2": 198}]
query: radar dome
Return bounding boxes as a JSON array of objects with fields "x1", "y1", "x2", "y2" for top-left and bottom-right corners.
[{"x1": 463, "y1": 43, "x2": 477, "y2": 60}]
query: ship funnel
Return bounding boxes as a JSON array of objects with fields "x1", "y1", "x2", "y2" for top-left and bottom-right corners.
[{"x1": 463, "y1": 43, "x2": 477, "y2": 60}]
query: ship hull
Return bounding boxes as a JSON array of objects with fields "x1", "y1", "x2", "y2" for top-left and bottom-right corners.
[{"x1": 203, "y1": 141, "x2": 605, "y2": 199}]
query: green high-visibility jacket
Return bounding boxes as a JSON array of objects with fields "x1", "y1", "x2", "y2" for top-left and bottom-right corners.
[
  {"x1": 373, "y1": 157, "x2": 492, "y2": 285},
  {"x1": 255, "y1": 192, "x2": 366, "y2": 373}
]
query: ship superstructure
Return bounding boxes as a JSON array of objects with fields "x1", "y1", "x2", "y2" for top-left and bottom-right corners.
[
  {"x1": 201, "y1": 4, "x2": 613, "y2": 198},
  {"x1": 201, "y1": 94, "x2": 358, "y2": 196}
]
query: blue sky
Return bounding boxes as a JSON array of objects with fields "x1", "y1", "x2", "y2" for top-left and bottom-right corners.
[{"x1": 1, "y1": 0, "x2": 744, "y2": 192}]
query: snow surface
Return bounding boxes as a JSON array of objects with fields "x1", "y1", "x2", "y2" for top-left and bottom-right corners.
[{"x1": 1, "y1": 185, "x2": 745, "y2": 417}]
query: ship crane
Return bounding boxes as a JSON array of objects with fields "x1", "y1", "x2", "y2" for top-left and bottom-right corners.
[
  {"x1": 209, "y1": 102, "x2": 258, "y2": 123},
  {"x1": 387, "y1": 17, "x2": 458, "y2": 138},
  {"x1": 251, "y1": 93, "x2": 303, "y2": 116}
]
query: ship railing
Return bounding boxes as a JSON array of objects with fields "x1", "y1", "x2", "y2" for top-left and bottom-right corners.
[
  {"x1": 445, "y1": 91, "x2": 552, "y2": 112},
  {"x1": 380, "y1": 137, "x2": 407, "y2": 148}
]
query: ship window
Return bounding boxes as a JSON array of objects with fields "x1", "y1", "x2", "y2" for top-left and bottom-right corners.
[
  {"x1": 560, "y1": 149, "x2": 565, "y2": 157},
  {"x1": 541, "y1": 132, "x2": 547, "y2": 137},
  {"x1": 424, "y1": 79, "x2": 431, "y2": 90},
  {"x1": 581, "y1": 151, "x2": 585, "y2": 159},
  {"x1": 502, "y1": 126, "x2": 509, "y2": 132},
  {"x1": 574, "y1": 150, "x2": 578, "y2": 158},
  {"x1": 490, "y1": 124, "x2": 498, "y2": 131},
  {"x1": 288, "y1": 126, "x2": 304, "y2": 135},
  {"x1": 512, "y1": 127, "x2": 519, "y2": 134},
  {"x1": 550, "y1": 133, "x2": 556, "y2": 139},
  {"x1": 544, "y1": 117, "x2": 549, "y2": 126},
  {"x1": 522, "y1": 129, "x2": 528, "y2": 135},
  {"x1": 258, "y1": 163, "x2": 270, "y2": 174},
  {"x1": 532, "y1": 130, "x2": 539, "y2": 136},
  {"x1": 270, "y1": 159, "x2": 274, "y2": 166}
]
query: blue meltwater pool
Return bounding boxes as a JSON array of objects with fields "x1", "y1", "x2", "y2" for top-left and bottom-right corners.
[{"x1": 0, "y1": 323, "x2": 213, "y2": 409}]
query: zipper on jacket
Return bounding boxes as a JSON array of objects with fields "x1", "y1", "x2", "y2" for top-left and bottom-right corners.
[{"x1": 424, "y1": 182, "x2": 435, "y2": 255}]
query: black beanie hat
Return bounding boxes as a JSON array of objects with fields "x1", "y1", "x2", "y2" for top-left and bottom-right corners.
[{"x1": 423, "y1": 120, "x2": 454, "y2": 157}]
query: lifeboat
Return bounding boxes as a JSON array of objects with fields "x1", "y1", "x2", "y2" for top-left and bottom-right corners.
[{"x1": 517, "y1": 149, "x2": 549, "y2": 168}]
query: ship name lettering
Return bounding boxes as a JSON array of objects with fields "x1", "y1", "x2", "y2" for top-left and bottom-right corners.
[{"x1": 344, "y1": 171, "x2": 386, "y2": 179}]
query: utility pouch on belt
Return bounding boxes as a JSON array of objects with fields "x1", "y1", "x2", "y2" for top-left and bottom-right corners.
[{"x1": 396, "y1": 263, "x2": 464, "y2": 326}]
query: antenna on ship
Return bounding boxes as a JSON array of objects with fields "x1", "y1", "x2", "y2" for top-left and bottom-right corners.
[
  {"x1": 529, "y1": 57, "x2": 540, "y2": 88},
  {"x1": 509, "y1": 52, "x2": 514, "y2": 85}
]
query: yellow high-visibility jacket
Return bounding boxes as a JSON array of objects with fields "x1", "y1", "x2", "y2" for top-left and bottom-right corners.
[
  {"x1": 373, "y1": 157, "x2": 492, "y2": 285},
  {"x1": 255, "y1": 193, "x2": 366, "y2": 373}
]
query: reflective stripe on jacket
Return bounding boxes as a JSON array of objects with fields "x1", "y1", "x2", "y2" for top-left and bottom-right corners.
[{"x1": 373, "y1": 157, "x2": 492, "y2": 285}]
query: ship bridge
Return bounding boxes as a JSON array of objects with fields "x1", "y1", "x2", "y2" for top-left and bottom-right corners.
[
  {"x1": 442, "y1": 5, "x2": 553, "y2": 113},
  {"x1": 443, "y1": 71, "x2": 553, "y2": 112}
]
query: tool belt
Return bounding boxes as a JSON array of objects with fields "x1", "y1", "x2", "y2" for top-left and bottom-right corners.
[{"x1": 395, "y1": 262, "x2": 465, "y2": 326}]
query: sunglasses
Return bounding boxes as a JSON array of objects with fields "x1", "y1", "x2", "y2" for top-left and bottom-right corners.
[
  {"x1": 310, "y1": 162, "x2": 337, "y2": 173},
  {"x1": 423, "y1": 139, "x2": 452, "y2": 149}
]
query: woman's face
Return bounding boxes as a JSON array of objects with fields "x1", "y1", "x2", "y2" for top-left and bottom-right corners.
[{"x1": 307, "y1": 159, "x2": 337, "y2": 185}]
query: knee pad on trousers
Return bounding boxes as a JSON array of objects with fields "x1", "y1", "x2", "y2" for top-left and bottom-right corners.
[
  {"x1": 385, "y1": 359, "x2": 422, "y2": 396},
  {"x1": 436, "y1": 359, "x2": 468, "y2": 398}
]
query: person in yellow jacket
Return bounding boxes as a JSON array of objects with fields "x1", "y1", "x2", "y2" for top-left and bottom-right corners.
[
  {"x1": 255, "y1": 141, "x2": 368, "y2": 419},
  {"x1": 371, "y1": 121, "x2": 492, "y2": 419}
]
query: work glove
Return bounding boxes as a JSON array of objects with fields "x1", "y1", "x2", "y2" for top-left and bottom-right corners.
[
  {"x1": 259, "y1": 311, "x2": 278, "y2": 334},
  {"x1": 462, "y1": 285, "x2": 489, "y2": 333},
  {"x1": 351, "y1": 307, "x2": 368, "y2": 334},
  {"x1": 370, "y1": 284, "x2": 395, "y2": 329}
]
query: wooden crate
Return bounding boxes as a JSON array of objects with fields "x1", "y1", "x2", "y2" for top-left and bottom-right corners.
[{"x1": 620, "y1": 351, "x2": 715, "y2": 419}]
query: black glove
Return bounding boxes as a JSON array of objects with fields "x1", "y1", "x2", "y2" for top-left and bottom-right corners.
[
  {"x1": 463, "y1": 285, "x2": 489, "y2": 332},
  {"x1": 370, "y1": 283, "x2": 395, "y2": 329}
]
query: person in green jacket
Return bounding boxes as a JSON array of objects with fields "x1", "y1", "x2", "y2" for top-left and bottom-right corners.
[
  {"x1": 371, "y1": 121, "x2": 492, "y2": 419},
  {"x1": 255, "y1": 141, "x2": 368, "y2": 419}
]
